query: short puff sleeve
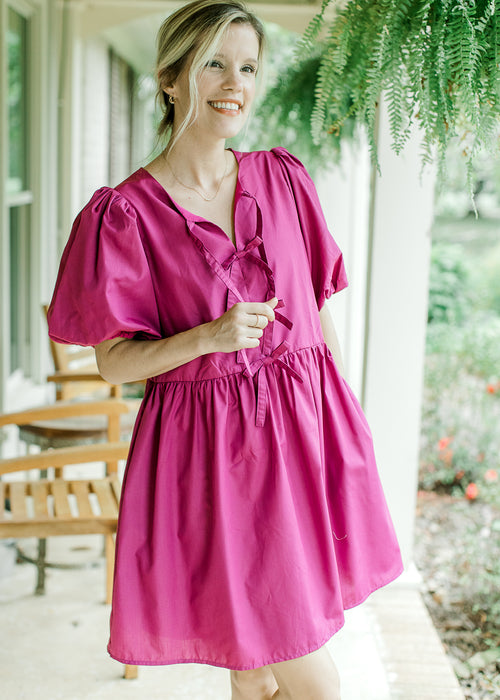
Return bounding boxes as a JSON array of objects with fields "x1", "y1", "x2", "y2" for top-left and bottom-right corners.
[
  {"x1": 48, "y1": 187, "x2": 162, "y2": 346},
  {"x1": 271, "y1": 147, "x2": 348, "y2": 309}
]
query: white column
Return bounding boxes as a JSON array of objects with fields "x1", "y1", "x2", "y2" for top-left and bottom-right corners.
[
  {"x1": 318, "y1": 98, "x2": 435, "y2": 568},
  {"x1": 317, "y1": 134, "x2": 372, "y2": 399},
  {"x1": 362, "y1": 96, "x2": 435, "y2": 567}
]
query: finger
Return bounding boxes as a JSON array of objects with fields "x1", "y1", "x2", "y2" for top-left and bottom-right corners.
[
  {"x1": 246, "y1": 326, "x2": 263, "y2": 339},
  {"x1": 265, "y1": 297, "x2": 279, "y2": 309},
  {"x1": 246, "y1": 313, "x2": 268, "y2": 329},
  {"x1": 244, "y1": 302, "x2": 276, "y2": 322}
]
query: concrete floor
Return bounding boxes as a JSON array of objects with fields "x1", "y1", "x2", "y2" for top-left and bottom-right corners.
[{"x1": 0, "y1": 536, "x2": 463, "y2": 700}]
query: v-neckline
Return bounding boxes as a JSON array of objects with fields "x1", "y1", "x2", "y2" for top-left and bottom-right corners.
[{"x1": 139, "y1": 148, "x2": 243, "y2": 253}]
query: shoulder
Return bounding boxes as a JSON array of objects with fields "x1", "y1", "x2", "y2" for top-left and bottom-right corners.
[
  {"x1": 235, "y1": 147, "x2": 311, "y2": 192},
  {"x1": 236, "y1": 147, "x2": 305, "y2": 169},
  {"x1": 68, "y1": 180, "x2": 144, "y2": 252},
  {"x1": 78, "y1": 169, "x2": 151, "y2": 224},
  {"x1": 79, "y1": 185, "x2": 134, "y2": 219}
]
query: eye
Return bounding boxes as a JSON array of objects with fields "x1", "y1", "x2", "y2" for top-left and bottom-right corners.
[
  {"x1": 205, "y1": 59, "x2": 223, "y2": 69},
  {"x1": 241, "y1": 64, "x2": 257, "y2": 74}
]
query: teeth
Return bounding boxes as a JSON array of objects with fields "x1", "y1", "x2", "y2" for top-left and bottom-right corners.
[{"x1": 210, "y1": 101, "x2": 240, "y2": 111}]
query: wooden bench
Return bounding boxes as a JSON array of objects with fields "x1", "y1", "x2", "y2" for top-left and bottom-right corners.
[{"x1": 0, "y1": 399, "x2": 138, "y2": 679}]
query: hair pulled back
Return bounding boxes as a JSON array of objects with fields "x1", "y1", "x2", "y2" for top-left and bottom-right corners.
[{"x1": 155, "y1": 0, "x2": 265, "y2": 148}]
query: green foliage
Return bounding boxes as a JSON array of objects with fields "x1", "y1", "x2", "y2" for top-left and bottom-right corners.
[
  {"x1": 426, "y1": 313, "x2": 500, "y2": 377},
  {"x1": 419, "y1": 348, "x2": 500, "y2": 497},
  {"x1": 247, "y1": 52, "x2": 356, "y2": 176},
  {"x1": 471, "y1": 242, "x2": 500, "y2": 315},
  {"x1": 420, "y1": 225, "x2": 500, "y2": 504},
  {"x1": 231, "y1": 23, "x2": 357, "y2": 176},
  {"x1": 298, "y1": 0, "x2": 500, "y2": 189},
  {"x1": 457, "y1": 513, "x2": 500, "y2": 626},
  {"x1": 427, "y1": 243, "x2": 470, "y2": 324}
]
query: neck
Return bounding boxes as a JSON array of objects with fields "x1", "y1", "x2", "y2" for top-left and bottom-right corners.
[{"x1": 165, "y1": 131, "x2": 228, "y2": 188}]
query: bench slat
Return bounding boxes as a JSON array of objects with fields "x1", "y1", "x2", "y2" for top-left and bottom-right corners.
[
  {"x1": 30, "y1": 482, "x2": 49, "y2": 518},
  {"x1": 91, "y1": 480, "x2": 118, "y2": 518},
  {"x1": 9, "y1": 483, "x2": 27, "y2": 519},
  {"x1": 110, "y1": 478, "x2": 121, "y2": 504},
  {"x1": 70, "y1": 481, "x2": 94, "y2": 518},
  {"x1": 0, "y1": 441, "x2": 130, "y2": 475},
  {"x1": 0, "y1": 518, "x2": 117, "y2": 538},
  {"x1": 51, "y1": 481, "x2": 72, "y2": 518}
]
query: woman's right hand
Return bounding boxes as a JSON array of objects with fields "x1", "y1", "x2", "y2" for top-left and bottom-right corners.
[
  {"x1": 207, "y1": 297, "x2": 279, "y2": 353},
  {"x1": 94, "y1": 297, "x2": 280, "y2": 384}
]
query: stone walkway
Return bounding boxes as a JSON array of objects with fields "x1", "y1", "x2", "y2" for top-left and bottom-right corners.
[{"x1": 0, "y1": 536, "x2": 463, "y2": 699}]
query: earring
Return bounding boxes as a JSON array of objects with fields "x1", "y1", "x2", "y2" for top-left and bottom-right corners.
[{"x1": 169, "y1": 95, "x2": 175, "y2": 104}]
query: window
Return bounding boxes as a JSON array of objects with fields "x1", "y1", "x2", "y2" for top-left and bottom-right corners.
[
  {"x1": 7, "y1": 6, "x2": 33, "y2": 375},
  {"x1": 109, "y1": 48, "x2": 135, "y2": 185}
]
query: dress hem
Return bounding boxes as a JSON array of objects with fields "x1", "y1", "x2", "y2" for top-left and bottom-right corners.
[{"x1": 107, "y1": 562, "x2": 404, "y2": 670}]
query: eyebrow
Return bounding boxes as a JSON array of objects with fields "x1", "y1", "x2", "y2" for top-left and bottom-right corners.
[{"x1": 213, "y1": 53, "x2": 259, "y2": 64}]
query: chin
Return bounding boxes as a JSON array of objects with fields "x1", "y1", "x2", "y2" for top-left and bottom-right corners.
[{"x1": 221, "y1": 120, "x2": 248, "y2": 140}]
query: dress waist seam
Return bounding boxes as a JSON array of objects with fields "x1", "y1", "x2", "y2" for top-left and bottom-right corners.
[{"x1": 148, "y1": 341, "x2": 327, "y2": 385}]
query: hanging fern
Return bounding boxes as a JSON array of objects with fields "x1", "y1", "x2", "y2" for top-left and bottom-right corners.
[
  {"x1": 234, "y1": 48, "x2": 357, "y2": 176},
  {"x1": 299, "y1": 0, "x2": 500, "y2": 196}
]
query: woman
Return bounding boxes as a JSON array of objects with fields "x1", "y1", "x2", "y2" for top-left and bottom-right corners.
[{"x1": 48, "y1": 1, "x2": 403, "y2": 698}]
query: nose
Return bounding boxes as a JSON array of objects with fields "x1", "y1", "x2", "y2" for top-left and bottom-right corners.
[{"x1": 222, "y1": 65, "x2": 242, "y2": 91}]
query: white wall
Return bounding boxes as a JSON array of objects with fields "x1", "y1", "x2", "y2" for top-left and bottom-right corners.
[
  {"x1": 80, "y1": 37, "x2": 111, "y2": 203},
  {"x1": 317, "y1": 133, "x2": 371, "y2": 399}
]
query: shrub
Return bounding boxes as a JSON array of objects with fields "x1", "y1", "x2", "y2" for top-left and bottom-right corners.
[{"x1": 427, "y1": 243, "x2": 471, "y2": 325}]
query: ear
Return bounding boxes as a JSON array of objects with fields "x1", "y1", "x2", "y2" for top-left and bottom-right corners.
[{"x1": 157, "y1": 67, "x2": 172, "y2": 96}]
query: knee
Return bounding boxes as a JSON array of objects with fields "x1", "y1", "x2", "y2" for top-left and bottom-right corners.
[
  {"x1": 270, "y1": 655, "x2": 341, "y2": 700},
  {"x1": 230, "y1": 667, "x2": 278, "y2": 698}
]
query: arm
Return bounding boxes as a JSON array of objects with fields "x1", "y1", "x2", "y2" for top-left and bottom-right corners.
[
  {"x1": 319, "y1": 304, "x2": 345, "y2": 379},
  {"x1": 95, "y1": 298, "x2": 279, "y2": 385}
]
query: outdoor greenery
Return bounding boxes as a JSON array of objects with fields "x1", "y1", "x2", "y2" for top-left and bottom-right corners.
[
  {"x1": 420, "y1": 210, "x2": 500, "y2": 627},
  {"x1": 229, "y1": 25, "x2": 334, "y2": 176},
  {"x1": 297, "y1": 0, "x2": 500, "y2": 192}
]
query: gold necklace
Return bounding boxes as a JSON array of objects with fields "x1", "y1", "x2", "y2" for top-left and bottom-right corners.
[{"x1": 164, "y1": 153, "x2": 229, "y2": 202}]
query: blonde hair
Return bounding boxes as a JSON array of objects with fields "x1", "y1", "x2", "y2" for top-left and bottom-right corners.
[{"x1": 155, "y1": 0, "x2": 265, "y2": 149}]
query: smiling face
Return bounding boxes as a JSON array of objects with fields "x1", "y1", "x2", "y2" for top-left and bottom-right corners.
[{"x1": 167, "y1": 22, "x2": 260, "y2": 142}]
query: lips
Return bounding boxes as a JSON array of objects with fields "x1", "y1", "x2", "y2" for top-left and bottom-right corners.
[{"x1": 208, "y1": 101, "x2": 242, "y2": 111}]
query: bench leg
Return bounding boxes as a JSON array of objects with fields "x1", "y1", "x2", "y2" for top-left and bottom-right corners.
[
  {"x1": 124, "y1": 664, "x2": 138, "y2": 679},
  {"x1": 35, "y1": 538, "x2": 47, "y2": 595},
  {"x1": 105, "y1": 534, "x2": 115, "y2": 605}
]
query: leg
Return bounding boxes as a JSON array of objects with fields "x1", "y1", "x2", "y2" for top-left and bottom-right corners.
[
  {"x1": 105, "y1": 534, "x2": 115, "y2": 605},
  {"x1": 230, "y1": 666, "x2": 279, "y2": 700},
  {"x1": 34, "y1": 538, "x2": 47, "y2": 595},
  {"x1": 123, "y1": 664, "x2": 138, "y2": 679},
  {"x1": 269, "y1": 644, "x2": 341, "y2": 700}
]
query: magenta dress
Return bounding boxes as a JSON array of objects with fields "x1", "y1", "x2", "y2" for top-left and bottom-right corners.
[{"x1": 48, "y1": 147, "x2": 403, "y2": 670}]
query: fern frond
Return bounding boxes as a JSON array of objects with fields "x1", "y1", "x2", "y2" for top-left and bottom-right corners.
[
  {"x1": 295, "y1": 0, "x2": 500, "y2": 186},
  {"x1": 295, "y1": 0, "x2": 333, "y2": 60}
]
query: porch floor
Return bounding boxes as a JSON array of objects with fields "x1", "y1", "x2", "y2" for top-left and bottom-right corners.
[{"x1": 0, "y1": 536, "x2": 463, "y2": 699}]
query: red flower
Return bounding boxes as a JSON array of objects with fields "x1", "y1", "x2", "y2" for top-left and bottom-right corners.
[
  {"x1": 455, "y1": 470, "x2": 465, "y2": 480},
  {"x1": 465, "y1": 483, "x2": 479, "y2": 500},
  {"x1": 438, "y1": 436, "x2": 453, "y2": 450},
  {"x1": 484, "y1": 469, "x2": 498, "y2": 483},
  {"x1": 486, "y1": 384, "x2": 496, "y2": 394}
]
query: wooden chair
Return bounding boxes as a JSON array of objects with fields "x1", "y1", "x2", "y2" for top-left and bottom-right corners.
[
  {"x1": 0, "y1": 399, "x2": 138, "y2": 679},
  {"x1": 0, "y1": 399, "x2": 131, "y2": 597},
  {"x1": 43, "y1": 305, "x2": 122, "y2": 400}
]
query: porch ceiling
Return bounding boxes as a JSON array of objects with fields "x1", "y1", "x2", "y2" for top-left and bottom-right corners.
[{"x1": 73, "y1": 0, "x2": 326, "y2": 73}]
